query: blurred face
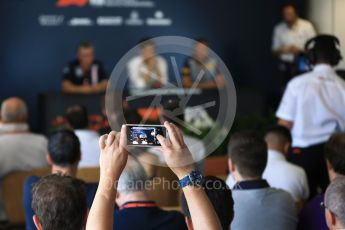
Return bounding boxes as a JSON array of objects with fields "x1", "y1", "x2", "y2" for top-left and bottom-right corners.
[
  {"x1": 194, "y1": 42, "x2": 209, "y2": 62},
  {"x1": 283, "y1": 6, "x2": 298, "y2": 25},
  {"x1": 140, "y1": 44, "x2": 156, "y2": 60},
  {"x1": 78, "y1": 47, "x2": 94, "y2": 69}
]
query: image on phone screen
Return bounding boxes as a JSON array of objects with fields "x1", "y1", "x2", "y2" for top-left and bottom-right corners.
[{"x1": 126, "y1": 124, "x2": 166, "y2": 147}]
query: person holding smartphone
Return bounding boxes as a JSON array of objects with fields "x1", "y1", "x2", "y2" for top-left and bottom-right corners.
[{"x1": 86, "y1": 122, "x2": 222, "y2": 230}]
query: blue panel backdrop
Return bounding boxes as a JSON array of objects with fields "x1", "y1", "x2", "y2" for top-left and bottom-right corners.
[{"x1": 0, "y1": 0, "x2": 305, "y2": 131}]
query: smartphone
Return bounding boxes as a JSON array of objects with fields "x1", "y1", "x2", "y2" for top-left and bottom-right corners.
[{"x1": 126, "y1": 124, "x2": 167, "y2": 147}]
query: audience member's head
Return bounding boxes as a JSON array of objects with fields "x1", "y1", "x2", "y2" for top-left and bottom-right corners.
[
  {"x1": 66, "y1": 105, "x2": 89, "y2": 129},
  {"x1": 138, "y1": 37, "x2": 156, "y2": 60},
  {"x1": 227, "y1": 131, "x2": 268, "y2": 182},
  {"x1": 325, "y1": 133, "x2": 345, "y2": 181},
  {"x1": 194, "y1": 38, "x2": 209, "y2": 62},
  {"x1": 0, "y1": 97, "x2": 28, "y2": 123},
  {"x1": 32, "y1": 174, "x2": 87, "y2": 230},
  {"x1": 181, "y1": 176, "x2": 234, "y2": 230},
  {"x1": 160, "y1": 99, "x2": 184, "y2": 128},
  {"x1": 324, "y1": 176, "x2": 345, "y2": 230},
  {"x1": 115, "y1": 157, "x2": 148, "y2": 206},
  {"x1": 282, "y1": 3, "x2": 298, "y2": 25},
  {"x1": 306, "y1": 35, "x2": 342, "y2": 66},
  {"x1": 77, "y1": 42, "x2": 94, "y2": 69},
  {"x1": 264, "y1": 125, "x2": 292, "y2": 154},
  {"x1": 47, "y1": 129, "x2": 81, "y2": 175}
]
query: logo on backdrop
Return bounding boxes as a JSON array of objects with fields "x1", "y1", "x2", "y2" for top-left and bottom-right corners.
[
  {"x1": 56, "y1": 0, "x2": 155, "y2": 8},
  {"x1": 39, "y1": 0, "x2": 171, "y2": 27}
]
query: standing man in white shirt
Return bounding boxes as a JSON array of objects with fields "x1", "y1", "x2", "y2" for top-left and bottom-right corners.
[
  {"x1": 0, "y1": 97, "x2": 48, "y2": 221},
  {"x1": 276, "y1": 34, "x2": 345, "y2": 198},
  {"x1": 127, "y1": 38, "x2": 168, "y2": 89},
  {"x1": 272, "y1": 3, "x2": 316, "y2": 86},
  {"x1": 65, "y1": 105, "x2": 100, "y2": 167},
  {"x1": 262, "y1": 125, "x2": 309, "y2": 207}
]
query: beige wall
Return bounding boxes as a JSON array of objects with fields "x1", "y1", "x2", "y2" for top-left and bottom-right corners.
[{"x1": 307, "y1": 0, "x2": 345, "y2": 69}]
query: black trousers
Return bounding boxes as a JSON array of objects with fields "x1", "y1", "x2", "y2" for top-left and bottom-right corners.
[{"x1": 288, "y1": 143, "x2": 329, "y2": 199}]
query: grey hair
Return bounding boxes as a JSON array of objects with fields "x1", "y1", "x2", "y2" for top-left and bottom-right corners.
[
  {"x1": 1, "y1": 98, "x2": 28, "y2": 123},
  {"x1": 325, "y1": 175, "x2": 345, "y2": 226},
  {"x1": 117, "y1": 157, "x2": 148, "y2": 194}
]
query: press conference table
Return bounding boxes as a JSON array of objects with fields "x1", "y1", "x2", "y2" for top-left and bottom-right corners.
[{"x1": 38, "y1": 88, "x2": 222, "y2": 133}]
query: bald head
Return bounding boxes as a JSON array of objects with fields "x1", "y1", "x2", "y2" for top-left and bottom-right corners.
[{"x1": 1, "y1": 97, "x2": 28, "y2": 123}]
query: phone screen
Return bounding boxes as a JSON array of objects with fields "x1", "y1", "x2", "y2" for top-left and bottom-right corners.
[{"x1": 126, "y1": 124, "x2": 166, "y2": 147}]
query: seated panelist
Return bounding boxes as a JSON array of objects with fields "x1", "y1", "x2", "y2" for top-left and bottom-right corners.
[
  {"x1": 62, "y1": 42, "x2": 108, "y2": 94},
  {"x1": 127, "y1": 38, "x2": 168, "y2": 89},
  {"x1": 182, "y1": 38, "x2": 225, "y2": 89}
]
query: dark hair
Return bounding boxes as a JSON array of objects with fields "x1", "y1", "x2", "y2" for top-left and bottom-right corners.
[
  {"x1": 48, "y1": 129, "x2": 80, "y2": 166},
  {"x1": 305, "y1": 35, "x2": 342, "y2": 66},
  {"x1": 265, "y1": 125, "x2": 292, "y2": 144},
  {"x1": 181, "y1": 176, "x2": 234, "y2": 229},
  {"x1": 161, "y1": 99, "x2": 184, "y2": 127},
  {"x1": 282, "y1": 2, "x2": 298, "y2": 12},
  {"x1": 195, "y1": 38, "x2": 208, "y2": 45},
  {"x1": 66, "y1": 105, "x2": 89, "y2": 129},
  {"x1": 227, "y1": 131, "x2": 267, "y2": 178},
  {"x1": 32, "y1": 174, "x2": 87, "y2": 230},
  {"x1": 138, "y1": 37, "x2": 155, "y2": 49},
  {"x1": 77, "y1": 42, "x2": 93, "y2": 51},
  {"x1": 325, "y1": 133, "x2": 345, "y2": 175}
]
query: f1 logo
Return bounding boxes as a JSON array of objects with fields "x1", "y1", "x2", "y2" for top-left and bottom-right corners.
[{"x1": 57, "y1": 0, "x2": 88, "y2": 7}]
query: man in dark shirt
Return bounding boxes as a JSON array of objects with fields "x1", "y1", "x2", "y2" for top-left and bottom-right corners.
[
  {"x1": 62, "y1": 42, "x2": 108, "y2": 94},
  {"x1": 298, "y1": 133, "x2": 345, "y2": 230},
  {"x1": 114, "y1": 156, "x2": 187, "y2": 230},
  {"x1": 23, "y1": 129, "x2": 97, "y2": 230}
]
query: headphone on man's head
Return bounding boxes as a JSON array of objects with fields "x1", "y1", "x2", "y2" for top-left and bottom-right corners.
[{"x1": 305, "y1": 34, "x2": 342, "y2": 66}]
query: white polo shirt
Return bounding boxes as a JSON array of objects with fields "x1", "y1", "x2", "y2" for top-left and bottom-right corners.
[
  {"x1": 262, "y1": 150, "x2": 309, "y2": 202},
  {"x1": 127, "y1": 55, "x2": 168, "y2": 89},
  {"x1": 272, "y1": 18, "x2": 316, "y2": 62},
  {"x1": 75, "y1": 129, "x2": 100, "y2": 167},
  {"x1": 276, "y1": 64, "x2": 345, "y2": 147}
]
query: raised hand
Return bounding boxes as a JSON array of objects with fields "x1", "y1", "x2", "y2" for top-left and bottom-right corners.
[{"x1": 156, "y1": 121, "x2": 195, "y2": 179}]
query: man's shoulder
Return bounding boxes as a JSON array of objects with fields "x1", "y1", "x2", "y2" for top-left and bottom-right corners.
[
  {"x1": 24, "y1": 176, "x2": 41, "y2": 190},
  {"x1": 287, "y1": 71, "x2": 314, "y2": 88},
  {"x1": 298, "y1": 18, "x2": 314, "y2": 28},
  {"x1": 0, "y1": 132, "x2": 47, "y2": 144},
  {"x1": 274, "y1": 21, "x2": 287, "y2": 31},
  {"x1": 66, "y1": 59, "x2": 79, "y2": 67},
  {"x1": 127, "y1": 55, "x2": 142, "y2": 67}
]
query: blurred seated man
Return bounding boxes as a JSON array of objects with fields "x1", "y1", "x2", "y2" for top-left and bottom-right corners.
[
  {"x1": 262, "y1": 125, "x2": 309, "y2": 206},
  {"x1": 62, "y1": 42, "x2": 108, "y2": 94},
  {"x1": 298, "y1": 133, "x2": 345, "y2": 230},
  {"x1": 66, "y1": 105, "x2": 100, "y2": 167},
  {"x1": 127, "y1": 38, "x2": 168, "y2": 89},
  {"x1": 0, "y1": 97, "x2": 47, "y2": 221},
  {"x1": 23, "y1": 129, "x2": 98, "y2": 230},
  {"x1": 181, "y1": 176, "x2": 234, "y2": 230},
  {"x1": 114, "y1": 156, "x2": 187, "y2": 230},
  {"x1": 228, "y1": 131, "x2": 297, "y2": 230},
  {"x1": 31, "y1": 174, "x2": 87, "y2": 230},
  {"x1": 182, "y1": 38, "x2": 225, "y2": 89},
  {"x1": 324, "y1": 176, "x2": 345, "y2": 230}
]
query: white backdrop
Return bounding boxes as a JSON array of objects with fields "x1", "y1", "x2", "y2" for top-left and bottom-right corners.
[{"x1": 308, "y1": 0, "x2": 345, "y2": 70}]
